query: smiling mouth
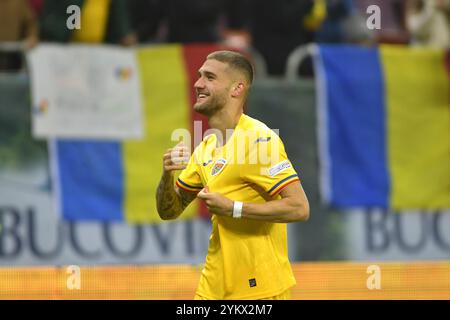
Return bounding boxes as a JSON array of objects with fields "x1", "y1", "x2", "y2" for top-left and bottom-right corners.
[
  {"x1": 197, "y1": 93, "x2": 209, "y2": 99},
  {"x1": 196, "y1": 93, "x2": 210, "y2": 103}
]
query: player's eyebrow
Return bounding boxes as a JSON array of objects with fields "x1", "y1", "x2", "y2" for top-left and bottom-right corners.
[{"x1": 198, "y1": 70, "x2": 217, "y2": 79}]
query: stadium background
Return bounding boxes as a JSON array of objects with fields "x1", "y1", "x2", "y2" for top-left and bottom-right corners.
[
  {"x1": 2, "y1": 63, "x2": 450, "y2": 299},
  {"x1": 1, "y1": 0, "x2": 450, "y2": 300}
]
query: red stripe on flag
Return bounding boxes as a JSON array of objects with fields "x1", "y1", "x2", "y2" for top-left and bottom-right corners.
[
  {"x1": 182, "y1": 44, "x2": 253, "y2": 218},
  {"x1": 446, "y1": 51, "x2": 450, "y2": 141},
  {"x1": 183, "y1": 44, "x2": 224, "y2": 219},
  {"x1": 182, "y1": 44, "x2": 224, "y2": 135}
]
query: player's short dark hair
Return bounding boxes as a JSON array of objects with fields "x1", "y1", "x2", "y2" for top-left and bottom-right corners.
[{"x1": 207, "y1": 50, "x2": 254, "y2": 85}]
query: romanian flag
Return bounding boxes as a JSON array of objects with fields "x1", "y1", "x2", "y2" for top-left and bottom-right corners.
[
  {"x1": 315, "y1": 45, "x2": 450, "y2": 210},
  {"x1": 52, "y1": 44, "x2": 226, "y2": 223}
]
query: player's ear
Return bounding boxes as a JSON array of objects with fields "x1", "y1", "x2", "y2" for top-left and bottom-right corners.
[{"x1": 231, "y1": 82, "x2": 245, "y2": 98}]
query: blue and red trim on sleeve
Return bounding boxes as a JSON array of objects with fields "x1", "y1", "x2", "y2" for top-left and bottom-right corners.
[
  {"x1": 268, "y1": 174, "x2": 300, "y2": 197},
  {"x1": 176, "y1": 178, "x2": 203, "y2": 193}
]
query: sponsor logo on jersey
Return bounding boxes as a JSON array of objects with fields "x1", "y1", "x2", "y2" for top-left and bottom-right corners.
[
  {"x1": 254, "y1": 136, "x2": 271, "y2": 143},
  {"x1": 268, "y1": 160, "x2": 291, "y2": 177},
  {"x1": 202, "y1": 159, "x2": 212, "y2": 166}
]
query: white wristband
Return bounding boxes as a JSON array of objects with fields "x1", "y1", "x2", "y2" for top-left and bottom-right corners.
[{"x1": 233, "y1": 201, "x2": 243, "y2": 219}]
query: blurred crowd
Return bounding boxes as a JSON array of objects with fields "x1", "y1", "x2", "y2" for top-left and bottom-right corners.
[{"x1": 0, "y1": 0, "x2": 449, "y2": 74}]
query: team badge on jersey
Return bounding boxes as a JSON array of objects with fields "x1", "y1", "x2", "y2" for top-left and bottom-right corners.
[{"x1": 211, "y1": 158, "x2": 227, "y2": 176}]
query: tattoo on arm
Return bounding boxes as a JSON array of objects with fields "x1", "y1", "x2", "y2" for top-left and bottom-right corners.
[
  {"x1": 179, "y1": 190, "x2": 196, "y2": 210},
  {"x1": 156, "y1": 173, "x2": 196, "y2": 219},
  {"x1": 156, "y1": 173, "x2": 180, "y2": 219}
]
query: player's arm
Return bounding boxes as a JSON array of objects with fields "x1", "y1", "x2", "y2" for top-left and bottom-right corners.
[
  {"x1": 240, "y1": 133, "x2": 309, "y2": 222},
  {"x1": 156, "y1": 142, "x2": 197, "y2": 220},
  {"x1": 240, "y1": 181, "x2": 309, "y2": 222},
  {"x1": 197, "y1": 181, "x2": 309, "y2": 223},
  {"x1": 196, "y1": 134, "x2": 309, "y2": 223}
]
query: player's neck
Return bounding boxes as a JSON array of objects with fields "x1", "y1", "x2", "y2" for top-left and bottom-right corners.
[{"x1": 208, "y1": 108, "x2": 243, "y2": 147}]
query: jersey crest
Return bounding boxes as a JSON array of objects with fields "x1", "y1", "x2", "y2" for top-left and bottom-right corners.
[{"x1": 211, "y1": 158, "x2": 227, "y2": 176}]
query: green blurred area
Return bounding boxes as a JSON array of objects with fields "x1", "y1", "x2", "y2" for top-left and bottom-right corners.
[
  {"x1": 248, "y1": 78, "x2": 345, "y2": 260},
  {"x1": 0, "y1": 73, "x2": 47, "y2": 169}
]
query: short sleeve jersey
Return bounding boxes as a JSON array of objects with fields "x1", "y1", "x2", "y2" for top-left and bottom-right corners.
[{"x1": 177, "y1": 114, "x2": 300, "y2": 299}]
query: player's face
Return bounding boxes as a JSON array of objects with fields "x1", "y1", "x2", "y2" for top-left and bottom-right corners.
[{"x1": 194, "y1": 59, "x2": 233, "y2": 116}]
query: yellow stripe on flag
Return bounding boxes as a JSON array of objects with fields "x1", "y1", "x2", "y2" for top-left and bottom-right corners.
[
  {"x1": 381, "y1": 46, "x2": 450, "y2": 210},
  {"x1": 123, "y1": 45, "x2": 198, "y2": 223}
]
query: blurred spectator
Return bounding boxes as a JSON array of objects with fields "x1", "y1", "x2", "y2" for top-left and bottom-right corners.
[
  {"x1": 127, "y1": 0, "x2": 164, "y2": 43},
  {"x1": 316, "y1": 0, "x2": 355, "y2": 43},
  {"x1": 28, "y1": 0, "x2": 44, "y2": 16},
  {"x1": 356, "y1": 0, "x2": 409, "y2": 44},
  {"x1": 164, "y1": 0, "x2": 223, "y2": 43},
  {"x1": 40, "y1": 0, "x2": 137, "y2": 46},
  {"x1": 221, "y1": 0, "x2": 252, "y2": 50},
  {"x1": 0, "y1": 0, "x2": 39, "y2": 48},
  {"x1": 0, "y1": 0, "x2": 39, "y2": 70},
  {"x1": 406, "y1": 0, "x2": 450, "y2": 48},
  {"x1": 304, "y1": 0, "x2": 328, "y2": 32},
  {"x1": 156, "y1": 0, "x2": 248, "y2": 46},
  {"x1": 247, "y1": 0, "x2": 318, "y2": 75}
]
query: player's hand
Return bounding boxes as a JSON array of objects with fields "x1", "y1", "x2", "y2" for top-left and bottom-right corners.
[
  {"x1": 163, "y1": 141, "x2": 190, "y2": 174},
  {"x1": 197, "y1": 187, "x2": 233, "y2": 217}
]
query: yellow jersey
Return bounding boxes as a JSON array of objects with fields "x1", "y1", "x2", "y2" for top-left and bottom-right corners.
[{"x1": 177, "y1": 114, "x2": 300, "y2": 299}]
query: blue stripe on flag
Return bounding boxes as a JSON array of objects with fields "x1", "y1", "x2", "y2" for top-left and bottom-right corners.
[
  {"x1": 318, "y1": 45, "x2": 389, "y2": 207},
  {"x1": 56, "y1": 140, "x2": 124, "y2": 221}
]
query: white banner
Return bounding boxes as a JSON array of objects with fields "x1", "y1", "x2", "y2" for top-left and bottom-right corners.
[
  {"x1": 342, "y1": 209, "x2": 450, "y2": 260},
  {"x1": 27, "y1": 44, "x2": 143, "y2": 139}
]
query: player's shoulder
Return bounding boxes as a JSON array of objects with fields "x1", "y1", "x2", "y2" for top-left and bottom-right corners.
[
  {"x1": 240, "y1": 114, "x2": 270, "y2": 131},
  {"x1": 192, "y1": 133, "x2": 215, "y2": 155},
  {"x1": 240, "y1": 114, "x2": 282, "y2": 142}
]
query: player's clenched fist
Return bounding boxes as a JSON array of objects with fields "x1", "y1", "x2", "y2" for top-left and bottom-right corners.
[{"x1": 163, "y1": 141, "x2": 190, "y2": 173}]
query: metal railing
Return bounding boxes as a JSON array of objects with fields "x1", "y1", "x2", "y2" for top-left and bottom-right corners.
[
  {"x1": 0, "y1": 41, "x2": 25, "y2": 52},
  {"x1": 285, "y1": 43, "x2": 317, "y2": 81}
]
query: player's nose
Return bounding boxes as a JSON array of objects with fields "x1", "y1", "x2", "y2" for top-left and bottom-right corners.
[{"x1": 194, "y1": 77, "x2": 205, "y2": 90}]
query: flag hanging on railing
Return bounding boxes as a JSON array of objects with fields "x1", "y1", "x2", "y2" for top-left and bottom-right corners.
[
  {"x1": 51, "y1": 44, "x2": 224, "y2": 223},
  {"x1": 314, "y1": 45, "x2": 450, "y2": 210}
]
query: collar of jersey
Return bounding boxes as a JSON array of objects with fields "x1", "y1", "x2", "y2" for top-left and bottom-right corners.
[{"x1": 203, "y1": 113, "x2": 250, "y2": 150}]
